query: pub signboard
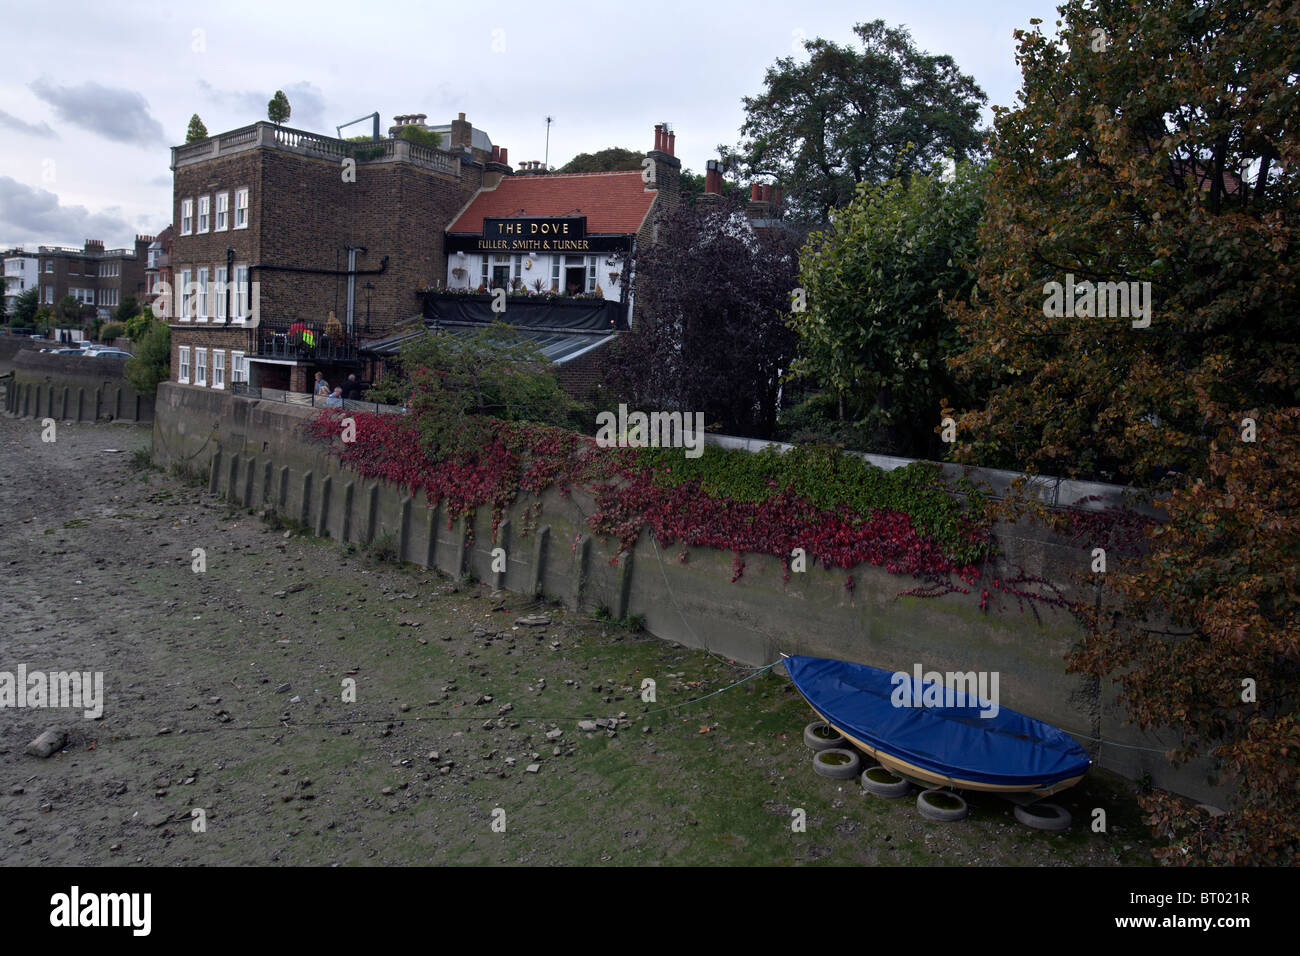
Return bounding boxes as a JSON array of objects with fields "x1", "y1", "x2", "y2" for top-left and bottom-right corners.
[{"x1": 445, "y1": 216, "x2": 632, "y2": 254}]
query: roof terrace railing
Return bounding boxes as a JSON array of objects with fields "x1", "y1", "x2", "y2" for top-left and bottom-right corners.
[{"x1": 172, "y1": 122, "x2": 461, "y2": 177}]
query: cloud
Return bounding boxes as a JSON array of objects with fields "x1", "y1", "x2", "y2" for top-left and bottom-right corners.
[
  {"x1": 28, "y1": 78, "x2": 165, "y2": 146},
  {"x1": 0, "y1": 177, "x2": 133, "y2": 247},
  {"x1": 198, "y1": 79, "x2": 327, "y2": 130},
  {"x1": 0, "y1": 110, "x2": 56, "y2": 139}
]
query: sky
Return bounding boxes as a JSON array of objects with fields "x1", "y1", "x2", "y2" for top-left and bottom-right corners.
[{"x1": 0, "y1": 0, "x2": 1062, "y2": 249}]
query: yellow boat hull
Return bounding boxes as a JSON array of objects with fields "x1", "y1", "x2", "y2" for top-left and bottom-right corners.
[{"x1": 809, "y1": 704, "x2": 1086, "y2": 798}]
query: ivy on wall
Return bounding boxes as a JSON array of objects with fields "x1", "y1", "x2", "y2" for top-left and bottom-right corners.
[{"x1": 305, "y1": 409, "x2": 1004, "y2": 598}]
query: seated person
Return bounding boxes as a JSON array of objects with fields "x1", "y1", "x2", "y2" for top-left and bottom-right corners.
[{"x1": 324, "y1": 386, "x2": 344, "y2": 407}]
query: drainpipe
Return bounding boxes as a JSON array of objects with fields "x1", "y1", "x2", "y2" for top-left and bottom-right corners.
[
  {"x1": 224, "y1": 246, "x2": 234, "y2": 325},
  {"x1": 345, "y1": 247, "x2": 359, "y2": 336}
]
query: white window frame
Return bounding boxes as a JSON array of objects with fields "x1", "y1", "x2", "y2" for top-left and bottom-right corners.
[
  {"x1": 195, "y1": 347, "x2": 208, "y2": 387},
  {"x1": 550, "y1": 257, "x2": 560, "y2": 292},
  {"x1": 196, "y1": 267, "x2": 209, "y2": 321},
  {"x1": 181, "y1": 198, "x2": 194, "y2": 235},
  {"x1": 215, "y1": 192, "x2": 229, "y2": 231},
  {"x1": 212, "y1": 350, "x2": 225, "y2": 389},
  {"x1": 178, "y1": 346, "x2": 191, "y2": 384},
  {"x1": 232, "y1": 265, "x2": 248, "y2": 321},
  {"x1": 231, "y1": 350, "x2": 247, "y2": 384},
  {"x1": 234, "y1": 188, "x2": 249, "y2": 229},
  {"x1": 197, "y1": 195, "x2": 210, "y2": 234},
  {"x1": 215, "y1": 266, "x2": 227, "y2": 321},
  {"x1": 44, "y1": 261, "x2": 52, "y2": 273},
  {"x1": 43, "y1": 286, "x2": 53, "y2": 304},
  {"x1": 179, "y1": 268, "x2": 192, "y2": 321}
]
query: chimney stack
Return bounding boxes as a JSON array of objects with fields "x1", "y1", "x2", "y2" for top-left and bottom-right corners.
[
  {"x1": 451, "y1": 112, "x2": 473, "y2": 150},
  {"x1": 704, "y1": 160, "x2": 722, "y2": 195},
  {"x1": 667, "y1": 130, "x2": 675, "y2": 156}
]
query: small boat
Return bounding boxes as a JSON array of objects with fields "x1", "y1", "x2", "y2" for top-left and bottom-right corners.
[{"x1": 785, "y1": 655, "x2": 1090, "y2": 796}]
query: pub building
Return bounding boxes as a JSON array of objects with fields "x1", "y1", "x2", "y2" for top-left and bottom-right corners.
[
  {"x1": 167, "y1": 113, "x2": 793, "y2": 400},
  {"x1": 367, "y1": 124, "x2": 683, "y2": 397}
]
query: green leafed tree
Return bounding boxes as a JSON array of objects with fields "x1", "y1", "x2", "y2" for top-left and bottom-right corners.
[
  {"x1": 186, "y1": 114, "x2": 208, "y2": 143},
  {"x1": 113, "y1": 296, "x2": 138, "y2": 325},
  {"x1": 735, "y1": 20, "x2": 987, "y2": 222},
  {"x1": 267, "y1": 90, "x2": 291, "y2": 126},
  {"x1": 12, "y1": 288, "x2": 39, "y2": 327},
  {"x1": 55, "y1": 294, "x2": 83, "y2": 327},
  {"x1": 557, "y1": 147, "x2": 643, "y2": 173},
  {"x1": 790, "y1": 160, "x2": 989, "y2": 457},
  {"x1": 367, "y1": 323, "x2": 581, "y2": 462},
  {"x1": 124, "y1": 321, "x2": 170, "y2": 396}
]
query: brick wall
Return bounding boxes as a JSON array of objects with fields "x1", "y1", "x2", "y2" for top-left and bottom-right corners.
[
  {"x1": 555, "y1": 338, "x2": 616, "y2": 404},
  {"x1": 171, "y1": 326, "x2": 254, "y2": 392},
  {"x1": 171, "y1": 144, "x2": 484, "y2": 339}
]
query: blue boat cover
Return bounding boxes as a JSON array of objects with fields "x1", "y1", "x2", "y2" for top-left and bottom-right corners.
[{"x1": 785, "y1": 656, "x2": 1091, "y2": 788}]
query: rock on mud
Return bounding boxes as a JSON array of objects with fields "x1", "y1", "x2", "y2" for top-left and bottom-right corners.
[{"x1": 25, "y1": 729, "x2": 67, "y2": 758}]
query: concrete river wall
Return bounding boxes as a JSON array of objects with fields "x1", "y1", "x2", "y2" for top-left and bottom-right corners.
[{"x1": 142, "y1": 382, "x2": 1228, "y2": 805}]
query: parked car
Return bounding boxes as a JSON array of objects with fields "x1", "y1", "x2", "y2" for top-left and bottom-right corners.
[{"x1": 85, "y1": 349, "x2": 133, "y2": 358}]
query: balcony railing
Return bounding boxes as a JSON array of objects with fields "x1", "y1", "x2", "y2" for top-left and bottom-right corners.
[
  {"x1": 172, "y1": 122, "x2": 462, "y2": 177},
  {"x1": 254, "y1": 322, "x2": 359, "y2": 362}
]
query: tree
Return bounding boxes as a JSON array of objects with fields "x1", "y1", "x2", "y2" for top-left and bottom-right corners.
[
  {"x1": 943, "y1": 0, "x2": 1300, "y2": 865},
  {"x1": 791, "y1": 160, "x2": 989, "y2": 457},
  {"x1": 267, "y1": 90, "x2": 291, "y2": 126},
  {"x1": 607, "y1": 197, "x2": 799, "y2": 439},
  {"x1": 558, "y1": 147, "x2": 642, "y2": 173},
  {"x1": 945, "y1": 1, "x2": 1300, "y2": 490},
  {"x1": 12, "y1": 288, "x2": 38, "y2": 327},
  {"x1": 186, "y1": 114, "x2": 208, "y2": 143},
  {"x1": 55, "y1": 295, "x2": 83, "y2": 327},
  {"x1": 123, "y1": 305, "x2": 153, "y2": 343},
  {"x1": 124, "y1": 321, "x2": 170, "y2": 396},
  {"x1": 113, "y1": 296, "x2": 139, "y2": 325},
  {"x1": 367, "y1": 323, "x2": 581, "y2": 462},
  {"x1": 734, "y1": 20, "x2": 987, "y2": 222}
]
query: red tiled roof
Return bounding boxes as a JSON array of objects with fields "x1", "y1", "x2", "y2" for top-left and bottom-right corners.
[{"x1": 447, "y1": 170, "x2": 656, "y2": 235}]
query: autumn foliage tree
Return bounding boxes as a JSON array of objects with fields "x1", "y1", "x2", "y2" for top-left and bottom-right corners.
[
  {"x1": 945, "y1": 0, "x2": 1300, "y2": 864},
  {"x1": 946, "y1": 2, "x2": 1299, "y2": 489}
]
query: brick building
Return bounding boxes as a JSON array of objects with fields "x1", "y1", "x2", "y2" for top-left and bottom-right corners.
[
  {"x1": 166, "y1": 113, "x2": 503, "y2": 393},
  {"x1": 164, "y1": 115, "x2": 694, "y2": 400},
  {"x1": 15, "y1": 238, "x2": 151, "y2": 321},
  {"x1": 144, "y1": 226, "x2": 174, "y2": 305},
  {"x1": 399, "y1": 123, "x2": 682, "y2": 401}
]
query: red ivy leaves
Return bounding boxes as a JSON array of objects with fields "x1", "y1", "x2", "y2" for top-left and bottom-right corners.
[{"x1": 306, "y1": 410, "x2": 1002, "y2": 605}]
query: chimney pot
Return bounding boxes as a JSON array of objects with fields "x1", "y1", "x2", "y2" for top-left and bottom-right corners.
[
  {"x1": 750, "y1": 184, "x2": 762, "y2": 202},
  {"x1": 773, "y1": 186, "x2": 783, "y2": 206},
  {"x1": 668, "y1": 131, "x2": 676, "y2": 156},
  {"x1": 500, "y1": 147, "x2": 508, "y2": 165},
  {"x1": 458, "y1": 112, "x2": 466, "y2": 121}
]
